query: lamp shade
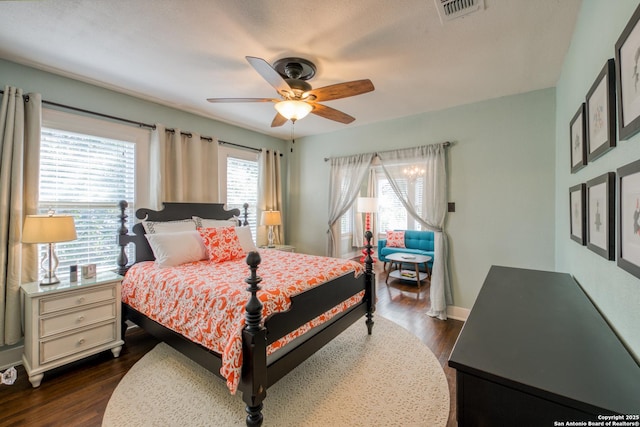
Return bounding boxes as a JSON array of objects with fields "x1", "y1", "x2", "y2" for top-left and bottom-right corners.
[
  {"x1": 274, "y1": 100, "x2": 313, "y2": 121},
  {"x1": 357, "y1": 197, "x2": 379, "y2": 213},
  {"x1": 261, "y1": 210, "x2": 282, "y2": 226},
  {"x1": 22, "y1": 215, "x2": 77, "y2": 243}
]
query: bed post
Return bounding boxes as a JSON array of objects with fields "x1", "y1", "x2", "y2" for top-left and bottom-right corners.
[
  {"x1": 116, "y1": 200, "x2": 130, "y2": 276},
  {"x1": 242, "y1": 203, "x2": 249, "y2": 226},
  {"x1": 364, "y1": 230, "x2": 376, "y2": 334},
  {"x1": 241, "y1": 251, "x2": 267, "y2": 427}
]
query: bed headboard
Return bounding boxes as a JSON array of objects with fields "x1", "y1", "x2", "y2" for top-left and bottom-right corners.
[{"x1": 116, "y1": 200, "x2": 247, "y2": 275}]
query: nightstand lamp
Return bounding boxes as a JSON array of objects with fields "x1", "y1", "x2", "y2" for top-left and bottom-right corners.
[
  {"x1": 22, "y1": 212, "x2": 77, "y2": 285},
  {"x1": 261, "y1": 210, "x2": 281, "y2": 248}
]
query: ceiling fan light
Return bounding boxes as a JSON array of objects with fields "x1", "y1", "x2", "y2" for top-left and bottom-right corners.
[{"x1": 274, "y1": 100, "x2": 313, "y2": 121}]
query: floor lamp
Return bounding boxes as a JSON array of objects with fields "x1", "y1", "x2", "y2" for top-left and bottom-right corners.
[
  {"x1": 261, "y1": 210, "x2": 282, "y2": 248},
  {"x1": 22, "y1": 213, "x2": 77, "y2": 285},
  {"x1": 357, "y1": 197, "x2": 378, "y2": 262}
]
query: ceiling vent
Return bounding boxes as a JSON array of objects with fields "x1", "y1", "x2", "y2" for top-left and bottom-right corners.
[{"x1": 435, "y1": 0, "x2": 484, "y2": 23}]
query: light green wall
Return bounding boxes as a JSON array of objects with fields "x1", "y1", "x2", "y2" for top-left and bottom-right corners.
[
  {"x1": 291, "y1": 88, "x2": 557, "y2": 310},
  {"x1": 555, "y1": 0, "x2": 640, "y2": 360}
]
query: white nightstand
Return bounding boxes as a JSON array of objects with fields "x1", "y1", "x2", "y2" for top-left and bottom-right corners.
[
  {"x1": 260, "y1": 245, "x2": 295, "y2": 252},
  {"x1": 20, "y1": 271, "x2": 124, "y2": 387}
]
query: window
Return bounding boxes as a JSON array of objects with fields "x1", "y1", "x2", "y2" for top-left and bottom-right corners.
[
  {"x1": 341, "y1": 206, "x2": 353, "y2": 235},
  {"x1": 219, "y1": 146, "x2": 259, "y2": 238},
  {"x1": 376, "y1": 168, "x2": 424, "y2": 232},
  {"x1": 39, "y1": 109, "x2": 149, "y2": 276}
]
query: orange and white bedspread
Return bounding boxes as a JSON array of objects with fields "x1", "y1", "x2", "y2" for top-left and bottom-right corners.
[{"x1": 122, "y1": 249, "x2": 365, "y2": 394}]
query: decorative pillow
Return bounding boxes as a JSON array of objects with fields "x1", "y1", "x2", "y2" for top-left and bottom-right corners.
[
  {"x1": 198, "y1": 226, "x2": 245, "y2": 263},
  {"x1": 142, "y1": 218, "x2": 196, "y2": 234},
  {"x1": 192, "y1": 216, "x2": 238, "y2": 229},
  {"x1": 145, "y1": 230, "x2": 207, "y2": 267},
  {"x1": 235, "y1": 226, "x2": 258, "y2": 253},
  {"x1": 386, "y1": 230, "x2": 406, "y2": 248}
]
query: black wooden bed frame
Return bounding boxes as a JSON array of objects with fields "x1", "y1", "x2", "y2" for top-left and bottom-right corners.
[{"x1": 116, "y1": 201, "x2": 375, "y2": 426}]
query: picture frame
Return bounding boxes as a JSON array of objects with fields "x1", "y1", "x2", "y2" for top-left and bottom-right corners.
[
  {"x1": 586, "y1": 59, "x2": 616, "y2": 163},
  {"x1": 615, "y1": 2, "x2": 640, "y2": 140},
  {"x1": 569, "y1": 183, "x2": 586, "y2": 245},
  {"x1": 617, "y1": 159, "x2": 640, "y2": 279},
  {"x1": 586, "y1": 172, "x2": 615, "y2": 260},
  {"x1": 570, "y1": 103, "x2": 587, "y2": 173}
]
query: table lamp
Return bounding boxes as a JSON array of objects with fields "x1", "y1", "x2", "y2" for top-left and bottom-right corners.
[
  {"x1": 22, "y1": 213, "x2": 77, "y2": 285},
  {"x1": 261, "y1": 210, "x2": 281, "y2": 248},
  {"x1": 357, "y1": 197, "x2": 378, "y2": 262}
]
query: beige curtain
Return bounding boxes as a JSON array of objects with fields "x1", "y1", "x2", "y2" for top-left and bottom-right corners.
[
  {"x1": 257, "y1": 149, "x2": 283, "y2": 246},
  {"x1": 150, "y1": 124, "x2": 219, "y2": 208},
  {"x1": 327, "y1": 153, "x2": 375, "y2": 257},
  {"x1": 377, "y1": 143, "x2": 451, "y2": 320},
  {"x1": 0, "y1": 86, "x2": 40, "y2": 345}
]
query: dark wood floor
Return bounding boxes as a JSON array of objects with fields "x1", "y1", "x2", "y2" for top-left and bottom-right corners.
[{"x1": 0, "y1": 262, "x2": 463, "y2": 427}]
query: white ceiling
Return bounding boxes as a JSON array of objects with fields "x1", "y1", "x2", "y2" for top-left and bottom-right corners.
[{"x1": 0, "y1": 0, "x2": 581, "y2": 140}]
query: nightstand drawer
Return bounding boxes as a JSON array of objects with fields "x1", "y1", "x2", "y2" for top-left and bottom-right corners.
[
  {"x1": 39, "y1": 302, "x2": 117, "y2": 338},
  {"x1": 40, "y1": 321, "x2": 117, "y2": 365},
  {"x1": 39, "y1": 285, "x2": 116, "y2": 315}
]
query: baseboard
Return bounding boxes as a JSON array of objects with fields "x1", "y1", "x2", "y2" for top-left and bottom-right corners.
[
  {"x1": 447, "y1": 305, "x2": 470, "y2": 322},
  {"x1": 0, "y1": 344, "x2": 23, "y2": 371}
]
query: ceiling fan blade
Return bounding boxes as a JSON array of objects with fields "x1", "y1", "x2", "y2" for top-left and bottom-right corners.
[
  {"x1": 246, "y1": 56, "x2": 292, "y2": 96},
  {"x1": 310, "y1": 103, "x2": 355, "y2": 124},
  {"x1": 271, "y1": 113, "x2": 288, "y2": 127},
  {"x1": 306, "y1": 79, "x2": 374, "y2": 102},
  {"x1": 206, "y1": 97, "x2": 277, "y2": 103}
]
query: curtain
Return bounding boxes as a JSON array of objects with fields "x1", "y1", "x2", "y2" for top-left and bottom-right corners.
[
  {"x1": 351, "y1": 168, "x2": 378, "y2": 248},
  {"x1": 377, "y1": 144, "x2": 451, "y2": 320},
  {"x1": 257, "y1": 149, "x2": 283, "y2": 246},
  {"x1": 0, "y1": 86, "x2": 41, "y2": 345},
  {"x1": 327, "y1": 153, "x2": 375, "y2": 257},
  {"x1": 150, "y1": 124, "x2": 219, "y2": 208}
]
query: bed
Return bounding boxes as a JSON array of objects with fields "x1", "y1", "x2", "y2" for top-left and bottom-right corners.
[{"x1": 115, "y1": 201, "x2": 375, "y2": 426}]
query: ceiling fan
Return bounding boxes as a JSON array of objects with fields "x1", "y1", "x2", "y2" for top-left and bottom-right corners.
[{"x1": 207, "y1": 56, "x2": 375, "y2": 127}]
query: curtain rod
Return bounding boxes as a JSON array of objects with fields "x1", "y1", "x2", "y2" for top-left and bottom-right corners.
[
  {"x1": 323, "y1": 141, "x2": 451, "y2": 162},
  {"x1": 0, "y1": 88, "x2": 267, "y2": 153}
]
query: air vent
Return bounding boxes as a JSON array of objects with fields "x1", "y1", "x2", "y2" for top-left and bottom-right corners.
[{"x1": 435, "y1": 0, "x2": 484, "y2": 23}]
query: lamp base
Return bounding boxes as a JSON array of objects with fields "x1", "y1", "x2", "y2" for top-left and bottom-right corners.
[{"x1": 39, "y1": 275, "x2": 60, "y2": 286}]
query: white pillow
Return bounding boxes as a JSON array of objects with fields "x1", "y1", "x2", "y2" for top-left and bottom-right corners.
[
  {"x1": 235, "y1": 226, "x2": 257, "y2": 253},
  {"x1": 142, "y1": 218, "x2": 196, "y2": 234},
  {"x1": 192, "y1": 216, "x2": 238, "y2": 229},
  {"x1": 145, "y1": 230, "x2": 207, "y2": 267}
]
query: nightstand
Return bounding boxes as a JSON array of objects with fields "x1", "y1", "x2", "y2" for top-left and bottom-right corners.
[
  {"x1": 20, "y1": 271, "x2": 124, "y2": 387},
  {"x1": 260, "y1": 245, "x2": 295, "y2": 252}
]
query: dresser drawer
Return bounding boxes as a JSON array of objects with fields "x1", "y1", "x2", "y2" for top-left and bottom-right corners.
[
  {"x1": 39, "y1": 302, "x2": 116, "y2": 338},
  {"x1": 39, "y1": 285, "x2": 116, "y2": 315},
  {"x1": 40, "y1": 322, "x2": 117, "y2": 365}
]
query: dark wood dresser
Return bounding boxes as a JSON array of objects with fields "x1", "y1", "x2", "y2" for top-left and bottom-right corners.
[{"x1": 448, "y1": 266, "x2": 640, "y2": 426}]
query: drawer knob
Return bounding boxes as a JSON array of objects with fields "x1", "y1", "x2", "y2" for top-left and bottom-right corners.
[
  {"x1": 78, "y1": 338, "x2": 85, "y2": 346},
  {"x1": 77, "y1": 297, "x2": 86, "y2": 304},
  {"x1": 77, "y1": 315, "x2": 85, "y2": 322}
]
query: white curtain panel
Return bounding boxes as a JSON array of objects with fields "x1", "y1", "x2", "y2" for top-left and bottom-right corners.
[
  {"x1": 377, "y1": 144, "x2": 451, "y2": 320},
  {"x1": 328, "y1": 153, "x2": 375, "y2": 257},
  {"x1": 150, "y1": 124, "x2": 219, "y2": 208},
  {"x1": 257, "y1": 149, "x2": 283, "y2": 246},
  {"x1": 0, "y1": 86, "x2": 40, "y2": 345}
]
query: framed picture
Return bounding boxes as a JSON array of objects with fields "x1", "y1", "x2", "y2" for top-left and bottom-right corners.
[
  {"x1": 586, "y1": 59, "x2": 616, "y2": 162},
  {"x1": 570, "y1": 103, "x2": 587, "y2": 173},
  {"x1": 569, "y1": 183, "x2": 586, "y2": 245},
  {"x1": 617, "y1": 159, "x2": 640, "y2": 279},
  {"x1": 586, "y1": 172, "x2": 615, "y2": 260},
  {"x1": 615, "y1": 2, "x2": 640, "y2": 140}
]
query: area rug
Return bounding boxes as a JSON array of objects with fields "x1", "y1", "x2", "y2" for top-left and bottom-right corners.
[{"x1": 102, "y1": 316, "x2": 449, "y2": 427}]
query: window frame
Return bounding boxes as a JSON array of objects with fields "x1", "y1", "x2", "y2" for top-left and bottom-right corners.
[
  {"x1": 218, "y1": 145, "x2": 259, "y2": 235},
  {"x1": 40, "y1": 109, "x2": 150, "y2": 273}
]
